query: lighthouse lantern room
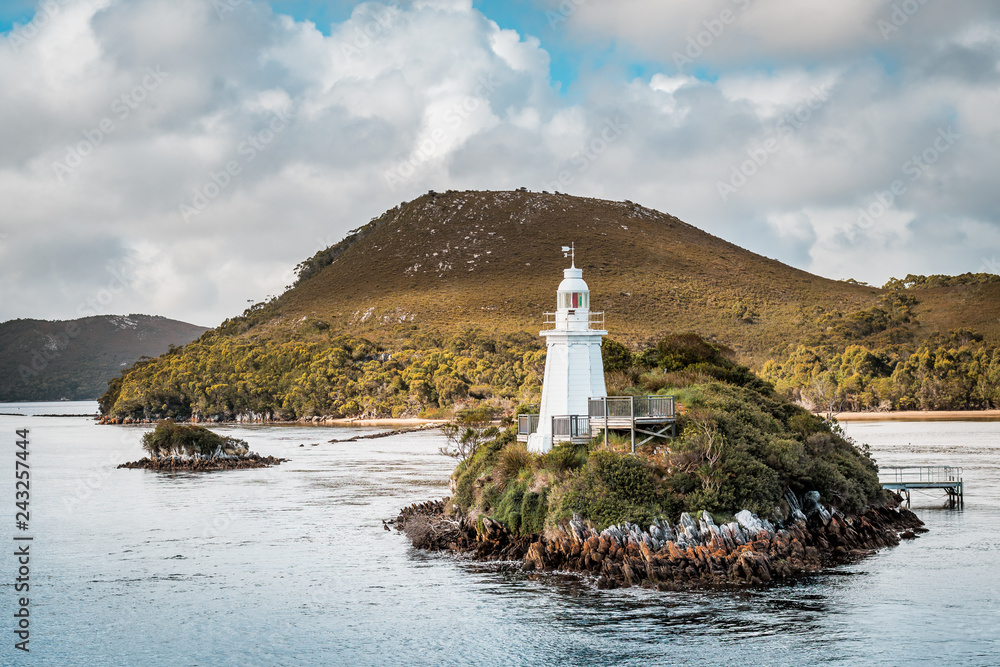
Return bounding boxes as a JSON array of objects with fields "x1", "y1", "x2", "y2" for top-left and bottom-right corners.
[{"x1": 525, "y1": 245, "x2": 608, "y2": 453}]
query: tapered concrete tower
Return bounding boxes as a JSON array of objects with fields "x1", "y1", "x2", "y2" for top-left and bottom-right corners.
[{"x1": 527, "y1": 247, "x2": 607, "y2": 453}]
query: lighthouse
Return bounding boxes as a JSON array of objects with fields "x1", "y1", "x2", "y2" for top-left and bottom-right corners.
[{"x1": 526, "y1": 246, "x2": 608, "y2": 454}]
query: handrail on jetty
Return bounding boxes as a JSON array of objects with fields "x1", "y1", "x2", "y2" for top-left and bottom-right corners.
[{"x1": 879, "y1": 466, "x2": 964, "y2": 508}]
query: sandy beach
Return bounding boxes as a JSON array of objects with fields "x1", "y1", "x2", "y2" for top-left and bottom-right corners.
[
  {"x1": 829, "y1": 410, "x2": 1000, "y2": 422},
  {"x1": 321, "y1": 418, "x2": 448, "y2": 427}
]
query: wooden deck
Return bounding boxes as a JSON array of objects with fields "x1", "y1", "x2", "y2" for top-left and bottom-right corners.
[
  {"x1": 589, "y1": 396, "x2": 676, "y2": 452},
  {"x1": 517, "y1": 395, "x2": 677, "y2": 450}
]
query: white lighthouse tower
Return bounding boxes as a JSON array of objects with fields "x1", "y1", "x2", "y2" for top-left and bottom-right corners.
[{"x1": 526, "y1": 245, "x2": 608, "y2": 454}]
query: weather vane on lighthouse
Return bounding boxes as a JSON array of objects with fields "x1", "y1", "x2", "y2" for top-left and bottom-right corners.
[{"x1": 561, "y1": 242, "x2": 575, "y2": 267}]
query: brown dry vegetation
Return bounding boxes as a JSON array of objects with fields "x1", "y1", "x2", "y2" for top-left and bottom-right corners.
[{"x1": 224, "y1": 190, "x2": 1000, "y2": 361}]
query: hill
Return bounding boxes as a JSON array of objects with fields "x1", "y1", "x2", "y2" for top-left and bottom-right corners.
[
  {"x1": 98, "y1": 191, "x2": 1000, "y2": 420},
  {"x1": 0, "y1": 315, "x2": 208, "y2": 401},
  {"x1": 271, "y1": 190, "x2": 1000, "y2": 358}
]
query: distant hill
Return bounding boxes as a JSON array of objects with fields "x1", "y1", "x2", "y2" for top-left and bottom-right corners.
[
  {"x1": 0, "y1": 315, "x2": 208, "y2": 401},
  {"x1": 246, "y1": 190, "x2": 1000, "y2": 358},
  {"x1": 98, "y1": 191, "x2": 1000, "y2": 420}
]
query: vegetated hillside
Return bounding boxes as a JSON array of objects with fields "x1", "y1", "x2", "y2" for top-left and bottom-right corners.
[
  {"x1": 98, "y1": 191, "x2": 1000, "y2": 420},
  {"x1": 0, "y1": 315, "x2": 208, "y2": 401}
]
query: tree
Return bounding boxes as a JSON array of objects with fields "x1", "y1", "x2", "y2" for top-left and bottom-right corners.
[
  {"x1": 439, "y1": 406, "x2": 500, "y2": 462},
  {"x1": 808, "y1": 371, "x2": 842, "y2": 420}
]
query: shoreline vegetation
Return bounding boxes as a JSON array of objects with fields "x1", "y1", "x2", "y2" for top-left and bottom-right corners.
[
  {"x1": 98, "y1": 414, "x2": 449, "y2": 427},
  {"x1": 118, "y1": 420, "x2": 287, "y2": 471},
  {"x1": 396, "y1": 334, "x2": 928, "y2": 590},
  {"x1": 95, "y1": 324, "x2": 1000, "y2": 425},
  {"x1": 94, "y1": 409, "x2": 1000, "y2": 426}
]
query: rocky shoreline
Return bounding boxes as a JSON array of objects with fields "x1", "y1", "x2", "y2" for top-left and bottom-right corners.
[
  {"x1": 117, "y1": 454, "x2": 288, "y2": 471},
  {"x1": 394, "y1": 493, "x2": 925, "y2": 590}
]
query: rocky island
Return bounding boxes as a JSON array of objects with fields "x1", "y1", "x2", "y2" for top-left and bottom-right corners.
[
  {"x1": 118, "y1": 420, "x2": 287, "y2": 471},
  {"x1": 396, "y1": 334, "x2": 925, "y2": 590}
]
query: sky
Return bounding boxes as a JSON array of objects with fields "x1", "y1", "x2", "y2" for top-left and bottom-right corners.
[{"x1": 1, "y1": 0, "x2": 998, "y2": 327}]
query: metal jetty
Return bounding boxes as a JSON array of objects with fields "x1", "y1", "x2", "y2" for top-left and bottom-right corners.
[{"x1": 879, "y1": 466, "x2": 964, "y2": 508}]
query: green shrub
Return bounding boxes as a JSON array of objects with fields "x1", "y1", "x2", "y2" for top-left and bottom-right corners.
[
  {"x1": 495, "y1": 444, "x2": 534, "y2": 487},
  {"x1": 601, "y1": 338, "x2": 633, "y2": 373},
  {"x1": 539, "y1": 441, "x2": 589, "y2": 473}
]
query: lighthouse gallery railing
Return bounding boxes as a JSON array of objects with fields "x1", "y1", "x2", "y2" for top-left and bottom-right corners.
[{"x1": 541, "y1": 311, "x2": 605, "y2": 330}]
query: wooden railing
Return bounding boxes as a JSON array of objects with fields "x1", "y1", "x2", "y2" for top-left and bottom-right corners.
[
  {"x1": 589, "y1": 396, "x2": 675, "y2": 420},
  {"x1": 552, "y1": 415, "x2": 590, "y2": 441},
  {"x1": 517, "y1": 414, "x2": 539, "y2": 437}
]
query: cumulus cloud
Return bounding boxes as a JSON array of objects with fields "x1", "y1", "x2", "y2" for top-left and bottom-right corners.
[{"x1": 0, "y1": 0, "x2": 998, "y2": 327}]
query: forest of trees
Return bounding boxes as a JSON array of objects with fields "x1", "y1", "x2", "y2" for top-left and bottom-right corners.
[
  {"x1": 762, "y1": 285, "x2": 1000, "y2": 416},
  {"x1": 762, "y1": 333, "x2": 1000, "y2": 413},
  {"x1": 100, "y1": 319, "x2": 1000, "y2": 421},
  {"x1": 100, "y1": 328, "x2": 547, "y2": 421}
]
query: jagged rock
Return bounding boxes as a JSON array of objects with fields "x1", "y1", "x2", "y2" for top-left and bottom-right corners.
[
  {"x1": 395, "y1": 497, "x2": 926, "y2": 591},
  {"x1": 735, "y1": 509, "x2": 764, "y2": 537},
  {"x1": 117, "y1": 454, "x2": 287, "y2": 471},
  {"x1": 802, "y1": 491, "x2": 833, "y2": 526},
  {"x1": 783, "y1": 490, "x2": 808, "y2": 522}
]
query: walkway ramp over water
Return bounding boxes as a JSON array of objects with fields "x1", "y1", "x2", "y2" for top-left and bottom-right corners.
[{"x1": 880, "y1": 466, "x2": 964, "y2": 507}]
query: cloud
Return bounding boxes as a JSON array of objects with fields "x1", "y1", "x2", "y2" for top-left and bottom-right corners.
[
  {"x1": 558, "y1": 0, "x2": 1000, "y2": 64},
  {"x1": 0, "y1": 0, "x2": 997, "y2": 327}
]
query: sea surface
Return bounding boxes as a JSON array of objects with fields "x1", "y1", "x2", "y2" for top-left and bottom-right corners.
[{"x1": 1, "y1": 401, "x2": 998, "y2": 666}]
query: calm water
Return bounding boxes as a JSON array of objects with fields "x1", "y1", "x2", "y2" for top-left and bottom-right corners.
[{"x1": 1, "y1": 402, "x2": 998, "y2": 666}]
